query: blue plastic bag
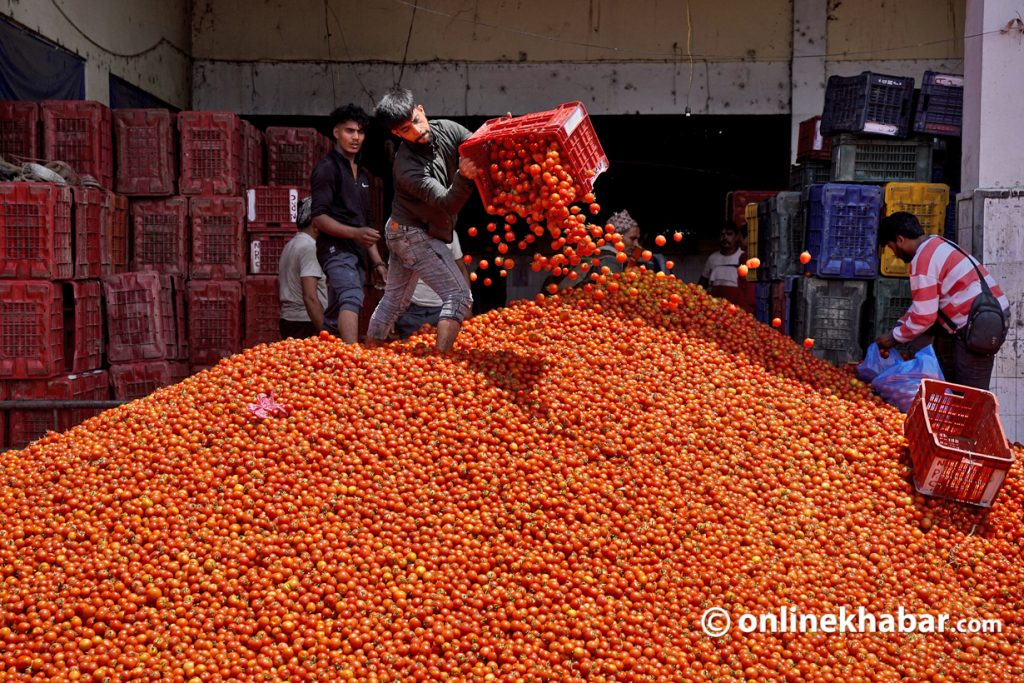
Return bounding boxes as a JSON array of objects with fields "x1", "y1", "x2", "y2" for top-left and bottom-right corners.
[
  {"x1": 856, "y1": 342, "x2": 897, "y2": 382},
  {"x1": 870, "y1": 344, "x2": 944, "y2": 413}
]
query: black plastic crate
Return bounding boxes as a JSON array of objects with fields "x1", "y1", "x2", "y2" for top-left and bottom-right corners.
[
  {"x1": 791, "y1": 277, "x2": 867, "y2": 365},
  {"x1": 913, "y1": 72, "x2": 963, "y2": 137},
  {"x1": 821, "y1": 71, "x2": 915, "y2": 138},
  {"x1": 789, "y1": 161, "x2": 831, "y2": 193}
]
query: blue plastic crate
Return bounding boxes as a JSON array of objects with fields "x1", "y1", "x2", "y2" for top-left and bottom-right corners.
[
  {"x1": 761, "y1": 192, "x2": 803, "y2": 279},
  {"x1": 805, "y1": 183, "x2": 882, "y2": 280},
  {"x1": 755, "y1": 282, "x2": 771, "y2": 324},
  {"x1": 770, "y1": 276, "x2": 798, "y2": 336}
]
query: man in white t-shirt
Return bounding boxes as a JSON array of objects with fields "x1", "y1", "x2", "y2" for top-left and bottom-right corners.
[
  {"x1": 278, "y1": 197, "x2": 328, "y2": 339},
  {"x1": 394, "y1": 232, "x2": 470, "y2": 338},
  {"x1": 698, "y1": 221, "x2": 754, "y2": 314}
]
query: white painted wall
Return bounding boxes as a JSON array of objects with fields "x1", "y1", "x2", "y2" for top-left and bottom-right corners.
[
  {"x1": 962, "y1": 0, "x2": 1024, "y2": 191},
  {"x1": 1, "y1": 0, "x2": 191, "y2": 107},
  {"x1": 958, "y1": 0, "x2": 1024, "y2": 444},
  {"x1": 190, "y1": 0, "x2": 964, "y2": 118}
]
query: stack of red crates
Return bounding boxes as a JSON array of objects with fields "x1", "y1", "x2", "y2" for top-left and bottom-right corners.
[
  {"x1": 0, "y1": 101, "x2": 40, "y2": 162},
  {"x1": 0, "y1": 172, "x2": 112, "y2": 449},
  {"x1": 175, "y1": 111, "x2": 261, "y2": 369},
  {"x1": 243, "y1": 125, "x2": 329, "y2": 347},
  {"x1": 103, "y1": 271, "x2": 189, "y2": 399}
]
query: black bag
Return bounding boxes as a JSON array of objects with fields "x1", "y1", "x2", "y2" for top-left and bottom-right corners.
[{"x1": 937, "y1": 240, "x2": 1009, "y2": 355}]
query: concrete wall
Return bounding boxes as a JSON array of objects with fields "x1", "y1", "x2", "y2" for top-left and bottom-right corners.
[
  {"x1": 1, "y1": 0, "x2": 191, "y2": 107},
  {"x1": 191, "y1": 0, "x2": 964, "y2": 117}
]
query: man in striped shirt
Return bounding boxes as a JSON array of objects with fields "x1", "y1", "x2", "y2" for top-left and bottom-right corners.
[{"x1": 875, "y1": 212, "x2": 1010, "y2": 390}]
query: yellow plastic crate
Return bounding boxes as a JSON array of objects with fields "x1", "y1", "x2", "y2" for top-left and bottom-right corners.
[
  {"x1": 745, "y1": 202, "x2": 759, "y2": 282},
  {"x1": 880, "y1": 182, "x2": 950, "y2": 277}
]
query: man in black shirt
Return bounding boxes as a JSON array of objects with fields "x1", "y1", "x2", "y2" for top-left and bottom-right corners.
[
  {"x1": 310, "y1": 104, "x2": 387, "y2": 343},
  {"x1": 366, "y1": 88, "x2": 478, "y2": 352}
]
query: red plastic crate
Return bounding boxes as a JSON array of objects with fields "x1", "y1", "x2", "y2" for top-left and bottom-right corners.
[
  {"x1": 797, "y1": 116, "x2": 832, "y2": 162},
  {"x1": 248, "y1": 231, "x2": 291, "y2": 275},
  {"x1": 459, "y1": 102, "x2": 609, "y2": 213},
  {"x1": 104, "y1": 272, "x2": 186, "y2": 363},
  {"x1": 241, "y1": 120, "x2": 264, "y2": 189},
  {"x1": 113, "y1": 108, "x2": 177, "y2": 195},
  {"x1": 0, "y1": 382, "x2": 6, "y2": 449},
  {"x1": 178, "y1": 111, "x2": 243, "y2": 196},
  {"x1": 40, "y1": 100, "x2": 113, "y2": 188},
  {"x1": 71, "y1": 186, "x2": 108, "y2": 280},
  {"x1": 726, "y1": 190, "x2": 780, "y2": 229},
  {"x1": 67, "y1": 280, "x2": 104, "y2": 373},
  {"x1": 244, "y1": 276, "x2": 282, "y2": 348},
  {"x1": 0, "y1": 280, "x2": 64, "y2": 379},
  {"x1": 0, "y1": 182, "x2": 73, "y2": 280},
  {"x1": 0, "y1": 101, "x2": 39, "y2": 162},
  {"x1": 246, "y1": 186, "x2": 301, "y2": 231},
  {"x1": 109, "y1": 361, "x2": 189, "y2": 400},
  {"x1": 905, "y1": 379, "x2": 1014, "y2": 507},
  {"x1": 131, "y1": 197, "x2": 188, "y2": 276},
  {"x1": 189, "y1": 196, "x2": 246, "y2": 280},
  {"x1": 266, "y1": 127, "x2": 328, "y2": 190},
  {"x1": 5, "y1": 370, "x2": 109, "y2": 449},
  {"x1": 188, "y1": 280, "x2": 243, "y2": 366},
  {"x1": 104, "y1": 192, "x2": 129, "y2": 276}
]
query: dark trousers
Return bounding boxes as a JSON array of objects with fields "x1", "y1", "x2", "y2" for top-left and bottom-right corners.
[
  {"x1": 279, "y1": 319, "x2": 320, "y2": 340},
  {"x1": 394, "y1": 303, "x2": 442, "y2": 339},
  {"x1": 929, "y1": 326, "x2": 997, "y2": 391}
]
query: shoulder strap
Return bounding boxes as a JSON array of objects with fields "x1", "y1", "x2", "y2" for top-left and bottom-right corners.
[
  {"x1": 935, "y1": 238, "x2": 996, "y2": 330},
  {"x1": 941, "y1": 238, "x2": 993, "y2": 295}
]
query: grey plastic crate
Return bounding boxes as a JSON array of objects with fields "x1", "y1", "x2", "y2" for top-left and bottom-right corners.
[
  {"x1": 761, "y1": 192, "x2": 803, "y2": 279},
  {"x1": 831, "y1": 134, "x2": 933, "y2": 183}
]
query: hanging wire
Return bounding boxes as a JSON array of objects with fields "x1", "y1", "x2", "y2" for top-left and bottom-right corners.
[
  {"x1": 48, "y1": 0, "x2": 189, "y2": 59},
  {"x1": 685, "y1": 3, "x2": 694, "y2": 114},
  {"x1": 322, "y1": 0, "x2": 375, "y2": 103},
  {"x1": 397, "y1": 0, "x2": 420, "y2": 86}
]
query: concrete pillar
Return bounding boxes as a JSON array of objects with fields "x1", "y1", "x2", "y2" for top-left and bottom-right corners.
[
  {"x1": 962, "y1": 0, "x2": 1024, "y2": 190},
  {"x1": 960, "y1": 0, "x2": 1024, "y2": 443},
  {"x1": 790, "y1": 0, "x2": 827, "y2": 163}
]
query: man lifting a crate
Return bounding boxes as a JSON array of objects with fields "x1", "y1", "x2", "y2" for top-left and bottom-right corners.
[
  {"x1": 365, "y1": 88, "x2": 478, "y2": 353},
  {"x1": 875, "y1": 212, "x2": 1010, "y2": 391}
]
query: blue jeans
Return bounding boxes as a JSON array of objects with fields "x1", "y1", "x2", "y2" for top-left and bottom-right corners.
[
  {"x1": 318, "y1": 247, "x2": 365, "y2": 334},
  {"x1": 367, "y1": 222, "x2": 472, "y2": 340}
]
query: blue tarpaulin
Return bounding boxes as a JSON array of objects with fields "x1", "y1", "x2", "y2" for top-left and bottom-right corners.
[
  {"x1": 0, "y1": 16, "x2": 85, "y2": 100},
  {"x1": 109, "y1": 73, "x2": 177, "y2": 110}
]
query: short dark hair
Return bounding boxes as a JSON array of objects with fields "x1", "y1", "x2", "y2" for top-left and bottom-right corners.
[
  {"x1": 329, "y1": 104, "x2": 369, "y2": 130},
  {"x1": 878, "y1": 211, "x2": 924, "y2": 245},
  {"x1": 374, "y1": 88, "x2": 416, "y2": 129},
  {"x1": 296, "y1": 196, "x2": 312, "y2": 229}
]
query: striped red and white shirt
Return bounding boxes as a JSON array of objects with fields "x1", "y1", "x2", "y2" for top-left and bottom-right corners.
[{"x1": 893, "y1": 236, "x2": 1010, "y2": 343}]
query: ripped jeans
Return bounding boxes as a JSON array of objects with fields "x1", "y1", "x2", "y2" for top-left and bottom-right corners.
[{"x1": 366, "y1": 221, "x2": 472, "y2": 340}]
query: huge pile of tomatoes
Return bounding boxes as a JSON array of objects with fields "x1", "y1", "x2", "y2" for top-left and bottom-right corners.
[{"x1": 2, "y1": 272, "x2": 1023, "y2": 682}]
